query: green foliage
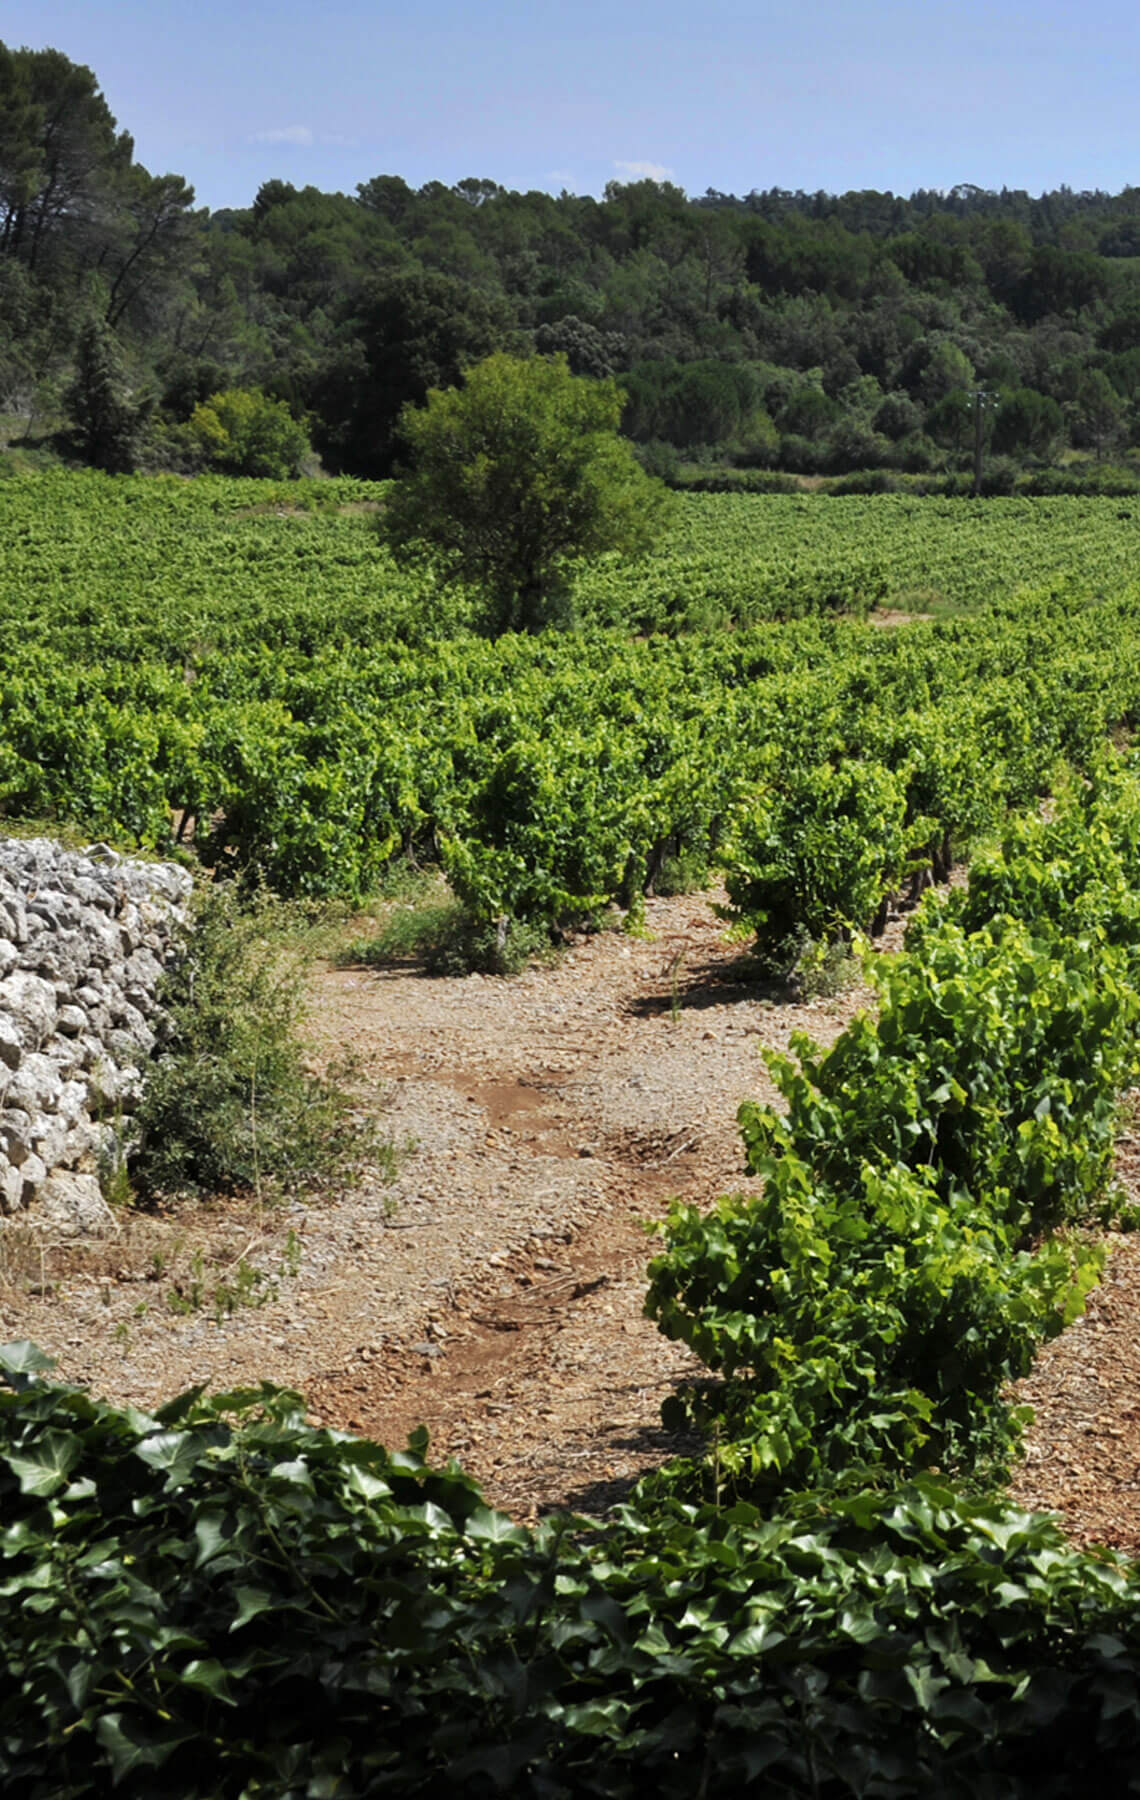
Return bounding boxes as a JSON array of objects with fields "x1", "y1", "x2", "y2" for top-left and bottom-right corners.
[
  {"x1": 720, "y1": 757, "x2": 917, "y2": 964},
  {"x1": 383, "y1": 352, "x2": 675, "y2": 634},
  {"x1": 165, "y1": 1235, "x2": 303, "y2": 1322},
  {"x1": 13, "y1": 41, "x2": 1140, "y2": 487},
  {"x1": 750, "y1": 921, "x2": 1139, "y2": 1239},
  {"x1": 345, "y1": 894, "x2": 550, "y2": 976},
  {"x1": 12, "y1": 92, "x2": 1140, "y2": 1780},
  {"x1": 441, "y1": 727, "x2": 649, "y2": 934},
  {"x1": 63, "y1": 318, "x2": 148, "y2": 473},
  {"x1": 792, "y1": 930, "x2": 860, "y2": 998},
  {"x1": 186, "y1": 388, "x2": 311, "y2": 478},
  {"x1": 647, "y1": 755, "x2": 1140, "y2": 1504},
  {"x1": 10, "y1": 474, "x2": 1140, "y2": 657},
  {"x1": 622, "y1": 357, "x2": 769, "y2": 449},
  {"x1": 573, "y1": 490, "x2": 1140, "y2": 630},
  {"x1": 647, "y1": 1161, "x2": 1099, "y2": 1496},
  {"x1": 3, "y1": 473, "x2": 1140, "y2": 948},
  {"x1": 6, "y1": 482, "x2": 1140, "y2": 1784},
  {"x1": 951, "y1": 750, "x2": 1140, "y2": 951},
  {"x1": 992, "y1": 386, "x2": 1064, "y2": 457},
  {"x1": 5, "y1": 1355, "x2": 1140, "y2": 1797},
  {"x1": 310, "y1": 267, "x2": 512, "y2": 477},
  {"x1": 133, "y1": 887, "x2": 368, "y2": 1201},
  {"x1": 0, "y1": 44, "x2": 195, "y2": 371}
]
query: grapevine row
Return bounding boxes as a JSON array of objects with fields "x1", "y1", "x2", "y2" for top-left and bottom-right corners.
[{"x1": 1, "y1": 586, "x2": 1136, "y2": 953}]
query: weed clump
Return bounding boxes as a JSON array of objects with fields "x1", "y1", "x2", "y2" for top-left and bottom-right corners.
[{"x1": 345, "y1": 895, "x2": 550, "y2": 976}]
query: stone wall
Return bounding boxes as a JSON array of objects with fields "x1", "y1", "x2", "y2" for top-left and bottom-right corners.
[{"x1": 0, "y1": 839, "x2": 191, "y2": 1235}]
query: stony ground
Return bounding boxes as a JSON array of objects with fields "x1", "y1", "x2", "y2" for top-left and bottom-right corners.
[{"x1": 3, "y1": 889, "x2": 1140, "y2": 1545}]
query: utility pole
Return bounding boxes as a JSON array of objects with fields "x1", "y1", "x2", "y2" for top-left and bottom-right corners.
[{"x1": 971, "y1": 389, "x2": 998, "y2": 496}]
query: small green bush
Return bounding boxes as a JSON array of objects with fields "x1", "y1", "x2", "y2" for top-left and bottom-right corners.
[
  {"x1": 647, "y1": 759, "x2": 1140, "y2": 1504},
  {"x1": 344, "y1": 895, "x2": 550, "y2": 976},
  {"x1": 134, "y1": 887, "x2": 368, "y2": 1200},
  {"x1": 186, "y1": 388, "x2": 311, "y2": 478},
  {"x1": 720, "y1": 757, "x2": 916, "y2": 961},
  {"x1": 651, "y1": 843, "x2": 712, "y2": 897}
]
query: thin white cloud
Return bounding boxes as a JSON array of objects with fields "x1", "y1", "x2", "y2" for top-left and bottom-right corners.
[
  {"x1": 251, "y1": 125, "x2": 315, "y2": 147},
  {"x1": 613, "y1": 159, "x2": 673, "y2": 182}
]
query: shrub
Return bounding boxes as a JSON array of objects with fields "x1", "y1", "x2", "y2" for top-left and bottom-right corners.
[
  {"x1": 720, "y1": 757, "x2": 917, "y2": 966},
  {"x1": 647, "y1": 766, "x2": 1140, "y2": 1503},
  {"x1": 134, "y1": 887, "x2": 366, "y2": 1200},
  {"x1": 186, "y1": 388, "x2": 311, "y2": 478},
  {"x1": 343, "y1": 894, "x2": 550, "y2": 976},
  {"x1": 63, "y1": 318, "x2": 148, "y2": 473}
]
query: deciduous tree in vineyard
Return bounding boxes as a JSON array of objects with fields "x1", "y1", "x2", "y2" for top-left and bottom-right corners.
[{"x1": 382, "y1": 351, "x2": 674, "y2": 634}]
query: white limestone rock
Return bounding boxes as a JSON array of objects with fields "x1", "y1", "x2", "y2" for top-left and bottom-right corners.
[
  {"x1": 0, "y1": 971, "x2": 57, "y2": 1050},
  {"x1": 31, "y1": 1171, "x2": 117, "y2": 1237}
]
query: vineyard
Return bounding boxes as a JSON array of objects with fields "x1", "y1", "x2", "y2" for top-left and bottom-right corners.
[
  {"x1": 5, "y1": 473, "x2": 1140, "y2": 659},
  {"x1": 3, "y1": 471, "x2": 1140, "y2": 943},
  {"x1": 6, "y1": 470, "x2": 1140, "y2": 1791}
]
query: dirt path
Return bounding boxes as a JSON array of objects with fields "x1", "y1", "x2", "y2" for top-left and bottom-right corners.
[
  {"x1": 1006, "y1": 1110, "x2": 1140, "y2": 1554},
  {"x1": 0, "y1": 894, "x2": 862, "y2": 1513},
  {"x1": 4, "y1": 890, "x2": 1140, "y2": 1539}
]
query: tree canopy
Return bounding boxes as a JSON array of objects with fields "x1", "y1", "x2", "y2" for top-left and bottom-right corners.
[
  {"x1": 382, "y1": 353, "x2": 673, "y2": 634},
  {"x1": 186, "y1": 387, "x2": 311, "y2": 477},
  {"x1": 13, "y1": 36, "x2": 1140, "y2": 482}
]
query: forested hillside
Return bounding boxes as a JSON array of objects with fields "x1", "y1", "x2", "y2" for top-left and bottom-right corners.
[{"x1": 7, "y1": 39, "x2": 1140, "y2": 483}]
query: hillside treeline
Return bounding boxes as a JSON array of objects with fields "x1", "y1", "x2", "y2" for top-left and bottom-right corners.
[{"x1": 7, "y1": 39, "x2": 1140, "y2": 480}]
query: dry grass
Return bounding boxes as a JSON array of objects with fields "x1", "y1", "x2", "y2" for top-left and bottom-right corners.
[{"x1": 0, "y1": 1196, "x2": 295, "y2": 1311}]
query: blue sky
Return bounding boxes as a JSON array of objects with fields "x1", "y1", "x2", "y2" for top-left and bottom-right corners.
[{"x1": 7, "y1": 0, "x2": 1140, "y2": 211}]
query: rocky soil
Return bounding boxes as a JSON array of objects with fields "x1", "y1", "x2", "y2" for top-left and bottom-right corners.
[{"x1": 2, "y1": 887, "x2": 1139, "y2": 1544}]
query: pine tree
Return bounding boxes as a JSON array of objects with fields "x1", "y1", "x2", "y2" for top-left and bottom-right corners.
[{"x1": 64, "y1": 317, "x2": 145, "y2": 471}]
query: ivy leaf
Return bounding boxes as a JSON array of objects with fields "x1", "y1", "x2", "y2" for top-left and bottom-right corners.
[
  {"x1": 154, "y1": 1384, "x2": 209, "y2": 1425},
  {"x1": 230, "y1": 1585, "x2": 275, "y2": 1631},
  {"x1": 466, "y1": 1507, "x2": 528, "y2": 1546},
  {"x1": 0, "y1": 1341, "x2": 55, "y2": 1382},
  {"x1": 95, "y1": 1713, "x2": 190, "y2": 1781},
  {"x1": 904, "y1": 1662, "x2": 951, "y2": 1714},
  {"x1": 4, "y1": 1430, "x2": 81, "y2": 1497},
  {"x1": 194, "y1": 1509, "x2": 232, "y2": 1567},
  {"x1": 345, "y1": 1464, "x2": 391, "y2": 1504},
  {"x1": 179, "y1": 1659, "x2": 237, "y2": 1705},
  {"x1": 134, "y1": 1430, "x2": 205, "y2": 1487},
  {"x1": 269, "y1": 1458, "x2": 314, "y2": 1489}
]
